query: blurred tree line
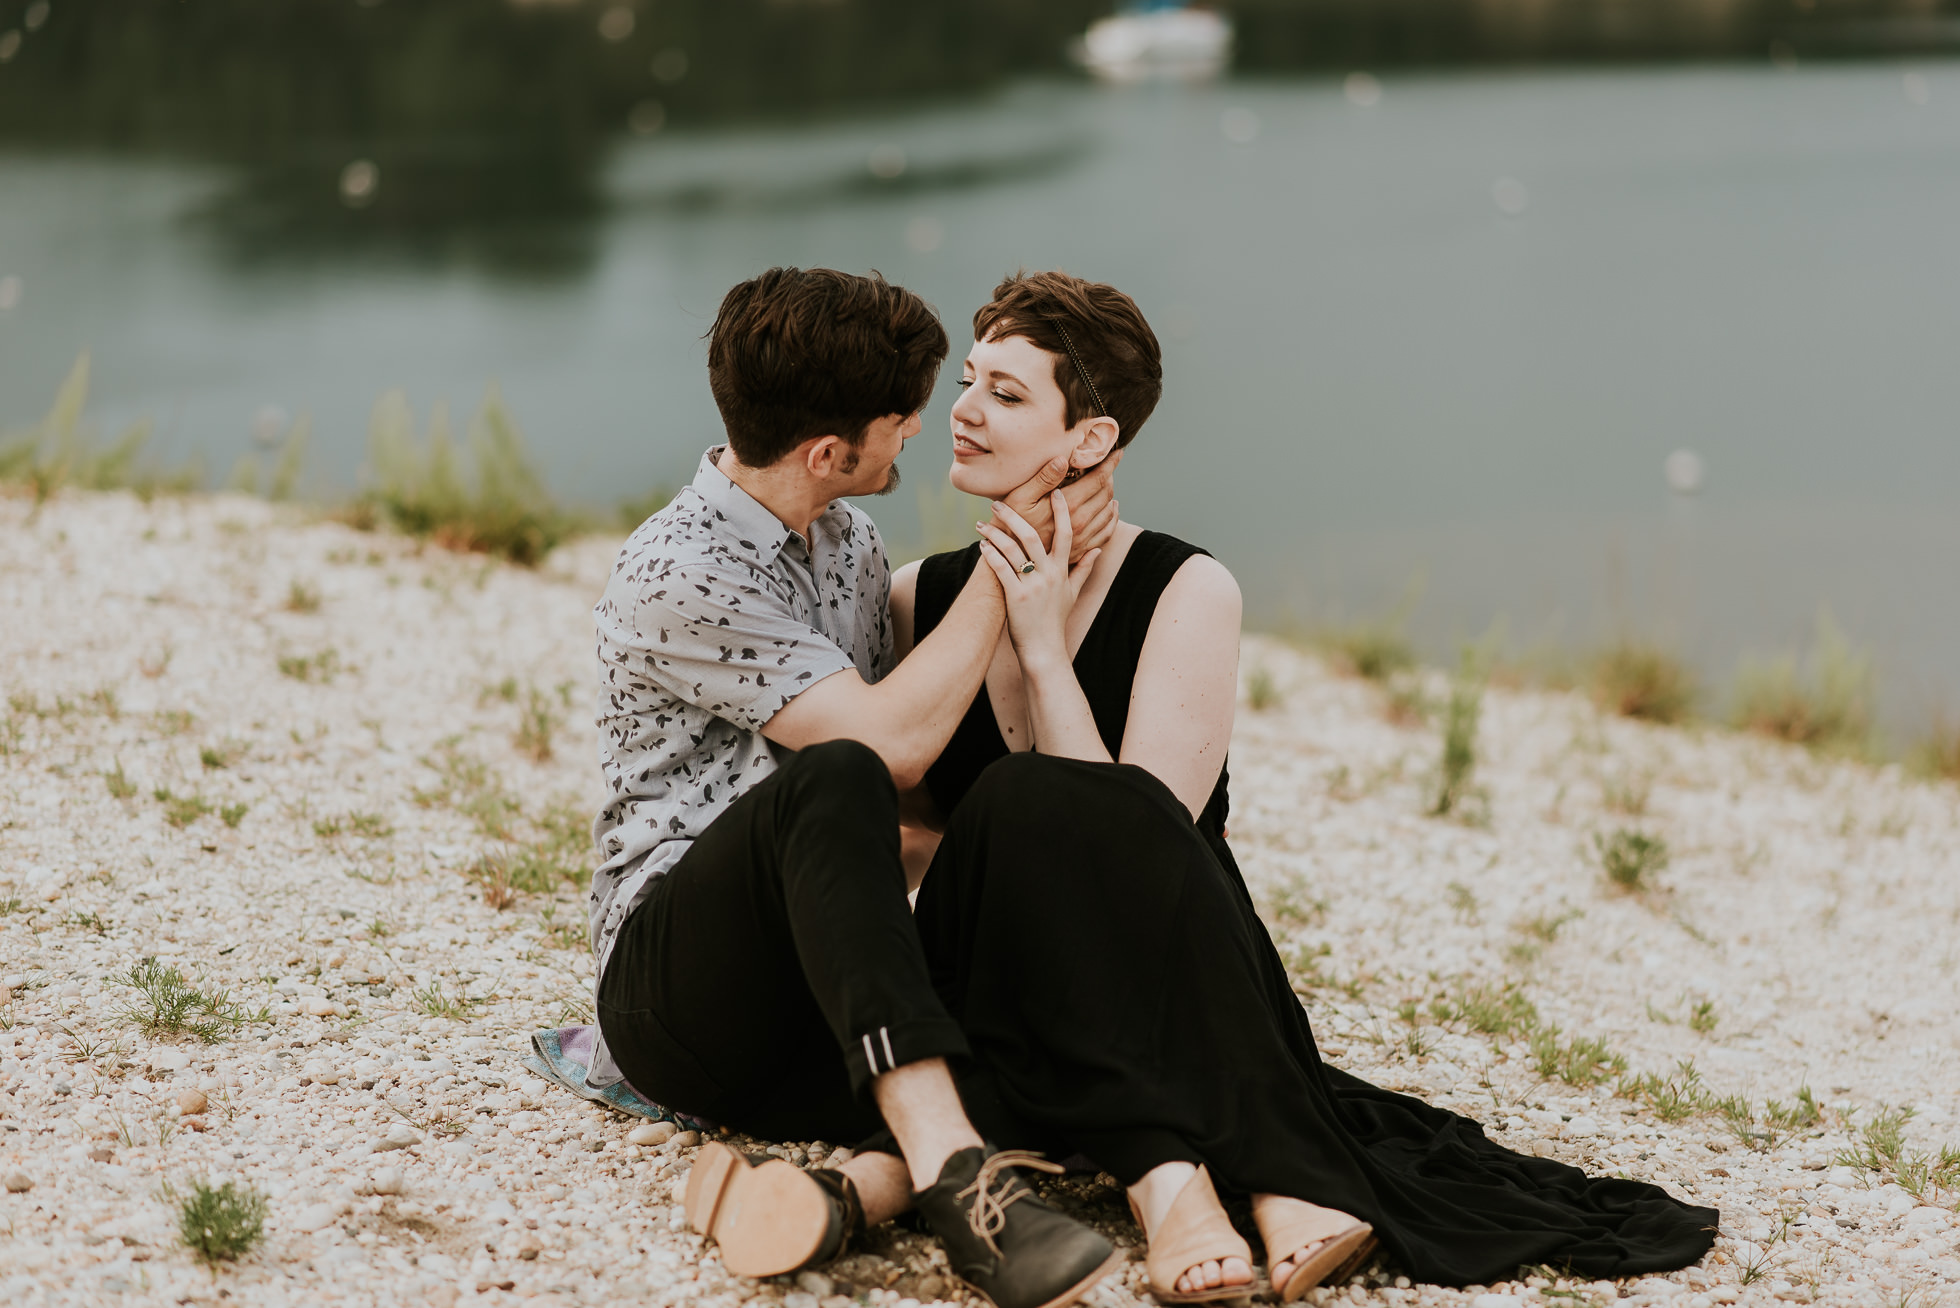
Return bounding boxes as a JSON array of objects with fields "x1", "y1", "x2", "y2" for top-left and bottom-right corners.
[{"x1": 0, "y1": 0, "x2": 1948, "y2": 241}]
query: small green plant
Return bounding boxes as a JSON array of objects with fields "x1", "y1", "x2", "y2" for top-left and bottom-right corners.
[
  {"x1": 1595, "y1": 828, "x2": 1669, "y2": 894},
  {"x1": 1446, "y1": 881, "x2": 1479, "y2": 923},
  {"x1": 104, "y1": 760, "x2": 137, "y2": 799},
  {"x1": 313, "y1": 810, "x2": 392, "y2": 839},
  {"x1": 514, "y1": 684, "x2": 556, "y2": 762},
  {"x1": 412, "y1": 980, "x2": 478, "y2": 1021},
  {"x1": 1529, "y1": 1028, "x2": 1627, "y2": 1086},
  {"x1": 537, "y1": 904, "x2": 589, "y2": 952},
  {"x1": 358, "y1": 386, "x2": 574, "y2": 567},
  {"x1": 1591, "y1": 642, "x2": 1696, "y2": 724},
  {"x1": 1617, "y1": 1059, "x2": 1709, "y2": 1122},
  {"x1": 414, "y1": 742, "x2": 521, "y2": 839},
  {"x1": 154, "y1": 788, "x2": 214, "y2": 829},
  {"x1": 86, "y1": 685, "x2": 121, "y2": 718},
  {"x1": 0, "y1": 884, "x2": 23, "y2": 915},
  {"x1": 1730, "y1": 610, "x2": 1873, "y2": 756},
  {"x1": 153, "y1": 707, "x2": 195, "y2": 736},
  {"x1": 167, "y1": 1177, "x2": 268, "y2": 1267},
  {"x1": 1245, "y1": 664, "x2": 1279, "y2": 712},
  {"x1": 116, "y1": 957, "x2": 265, "y2": 1043},
  {"x1": 0, "y1": 352, "x2": 196, "y2": 505},
  {"x1": 1322, "y1": 622, "x2": 1415, "y2": 682},
  {"x1": 276, "y1": 649, "x2": 341, "y2": 683},
  {"x1": 1830, "y1": 1100, "x2": 1959, "y2": 1201},
  {"x1": 283, "y1": 579, "x2": 322, "y2": 613},
  {"x1": 1430, "y1": 652, "x2": 1485, "y2": 819},
  {"x1": 1433, "y1": 982, "x2": 1539, "y2": 1037},
  {"x1": 219, "y1": 802, "x2": 249, "y2": 829},
  {"x1": 1909, "y1": 717, "x2": 1960, "y2": 783},
  {"x1": 66, "y1": 910, "x2": 111, "y2": 935},
  {"x1": 1687, "y1": 999, "x2": 1718, "y2": 1034}
]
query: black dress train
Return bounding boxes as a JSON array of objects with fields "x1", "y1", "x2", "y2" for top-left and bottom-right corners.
[{"x1": 908, "y1": 532, "x2": 1718, "y2": 1286}]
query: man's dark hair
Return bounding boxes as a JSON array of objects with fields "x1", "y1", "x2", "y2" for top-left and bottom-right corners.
[
  {"x1": 706, "y1": 268, "x2": 949, "y2": 468},
  {"x1": 971, "y1": 270, "x2": 1163, "y2": 449}
]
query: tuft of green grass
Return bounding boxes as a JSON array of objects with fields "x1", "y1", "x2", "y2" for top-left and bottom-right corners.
[
  {"x1": 313, "y1": 811, "x2": 392, "y2": 840},
  {"x1": 1617, "y1": 1059, "x2": 1708, "y2": 1122},
  {"x1": 153, "y1": 708, "x2": 195, "y2": 736},
  {"x1": 1432, "y1": 982, "x2": 1539, "y2": 1037},
  {"x1": 103, "y1": 760, "x2": 137, "y2": 800},
  {"x1": 1429, "y1": 652, "x2": 1485, "y2": 819},
  {"x1": 513, "y1": 683, "x2": 556, "y2": 762},
  {"x1": 1322, "y1": 622, "x2": 1415, "y2": 683},
  {"x1": 464, "y1": 799, "x2": 592, "y2": 907},
  {"x1": 1909, "y1": 717, "x2": 1960, "y2": 783},
  {"x1": 411, "y1": 980, "x2": 478, "y2": 1021},
  {"x1": 115, "y1": 957, "x2": 266, "y2": 1043},
  {"x1": 413, "y1": 742, "x2": 521, "y2": 839},
  {"x1": 1591, "y1": 642, "x2": 1697, "y2": 724},
  {"x1": 1687, "y1": 999, "x2": 1718, "y2": 1034},
  {"x1": 1528, "y1": 1028, "x2": 1628, "y2": 1087},
  {"x1": 1595, "y1": 828, "x2": 1669, "y2": 894},
  {"x1": 219, "y1": 802, "x2": 249, "y2": 830},
  {"x1": 357, "y1": 386, "x2": 573, "y2": 567},
  {"x1": 276, "y1": 649, "x2": 341, "y2": 683},
  {"x1": 536, "y1": 904, "x2": 590, "y2": 952},
  {"x1": 167, "y1": 1178, "x2": 268, "y2": 1267},
  {"x1": 1730, "y1": 610, "x2": 1874, "y2": 756},
  {"x1": 1245, "y1": 664, "x2": 1280, "y2": 712},
  {"x1": 0, "y1": 352, "x2": 198, "y2": 505},
  {"x1": 154, "y1": 788, "x2": 214, "y2": 829},
  {"x1": 283, "y1": 579, "x2": 322, "y2": 613}
]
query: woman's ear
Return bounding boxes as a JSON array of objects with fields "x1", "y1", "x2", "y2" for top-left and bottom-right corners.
[{"x1": 1071, "y1": 416, "x2": 1121, "y2": 467}]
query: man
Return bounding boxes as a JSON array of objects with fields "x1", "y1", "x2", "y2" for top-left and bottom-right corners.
[{"x1": 588, "y1": 268, "x2": 1123, "y2": 1308}]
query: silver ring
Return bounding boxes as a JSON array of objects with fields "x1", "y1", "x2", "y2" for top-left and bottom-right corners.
[{"x1": 1019, "y1": 561, "x2": 1037, "y2": 576}]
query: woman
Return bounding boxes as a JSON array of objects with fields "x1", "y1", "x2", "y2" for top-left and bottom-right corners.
[{"x1": 891, "y1": 270, "x2": 1718, "y2": 1298}]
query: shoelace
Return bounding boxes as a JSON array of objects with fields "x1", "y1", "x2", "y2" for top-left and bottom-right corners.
[{"x1": 957, "y1": 1150, "x2": 1064, "y2": 1257}]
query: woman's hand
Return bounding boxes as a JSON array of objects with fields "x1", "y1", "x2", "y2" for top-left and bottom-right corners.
[{"x1": 976, "y1": 492, "x2": 1101, "y2": 674}]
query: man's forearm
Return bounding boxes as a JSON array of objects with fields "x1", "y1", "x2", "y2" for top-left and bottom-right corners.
[{"x1": 865, "y1": 564, "x2": 1004, "y2": 788}]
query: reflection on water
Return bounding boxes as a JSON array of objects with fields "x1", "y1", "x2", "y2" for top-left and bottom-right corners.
[{"x1": 4, "y1": 66, "x2": 1960, "y2": 728}]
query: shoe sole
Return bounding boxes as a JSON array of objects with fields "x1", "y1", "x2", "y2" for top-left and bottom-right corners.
[
  {"x1": 684, "y1": 1142, "x2": 832, "y2": 1277},
  {"x1": 957, "y1": 1247, "x2": 1128, "y2": 1308},
  {"x1": 1276, "y1": 1227, "x2": 1376, "y2": 1303}
]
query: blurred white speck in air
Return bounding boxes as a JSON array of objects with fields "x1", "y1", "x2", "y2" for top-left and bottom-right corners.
[
  {"x1": 903, "y1": 218, "x2": 944, "y2": 254},
  {"x1": 1491, "y1": 176, "x2": 1529, "y2": 216},
  {"x1": 1903, "y1": 72, "x2": 1931, "y2": 106},
  {"x1": 1344, "y1": 72, "x2": 1382, "y2": 107},
  {"x1": 24, "y1": 2, "x2": 48, "y2": 33},
  {"x1": 251, "y1": 406, "x2": 290, "y2": 450},
  {"x1": 339, "y1": 160, "x2": 379, "y2": 208},
  {"x1": 628, "y1": 100, "x2": 666, "y2": 136},
  {"x1": 868, "y1": 145, "x2": 908, "y2": 179},
  {"x1": 650, "y1": 48, "x2": 689, "y2": 84},
  {"x1": 1664, "y1": 449, "x2": 1705, "y2": 495},
  {"x1": 1220, "y1": 108, "x2": 1260, "y2": 144},
  {"x1": 598, "y1": 6, "x2": 635, "y2": 43},
  {"x1": 0, "y1": 30, "x2": 20, "y2": 62},
  {"x1": 0, "y1": 275, "x2": 20, "y2": 312}
]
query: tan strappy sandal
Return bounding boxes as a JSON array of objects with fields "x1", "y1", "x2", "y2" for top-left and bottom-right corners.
[
  {"x1": 1253, "y1": 1196, "x2": 1376, "y2": 1303},
  {"x1": 1128, "y1": 1166, "x2": 1254, "y2": 1304}
]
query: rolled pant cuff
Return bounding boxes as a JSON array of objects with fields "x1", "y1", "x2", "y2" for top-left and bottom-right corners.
[{"x1": 844, "y1": 1017, "x2": 971, "y2": 1096}]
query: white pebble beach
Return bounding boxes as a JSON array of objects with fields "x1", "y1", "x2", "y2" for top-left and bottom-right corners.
[{"x1": 2, "y1": 491, "x2": 1956, "y2": 1308}]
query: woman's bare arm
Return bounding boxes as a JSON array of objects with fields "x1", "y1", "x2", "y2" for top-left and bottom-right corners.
[{"x1": 1115, "y1": 555, "x2": 1242, "y2": 818}]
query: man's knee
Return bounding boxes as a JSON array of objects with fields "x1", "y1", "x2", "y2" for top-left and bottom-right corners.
[{"x1": 783, "y1": 738, "x2": 895, "y2": 803}]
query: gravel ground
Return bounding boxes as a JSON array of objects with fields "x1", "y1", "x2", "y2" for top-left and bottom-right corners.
[{"x1": 2, "y1": 491, "x2": 1957, "y2": 1308}]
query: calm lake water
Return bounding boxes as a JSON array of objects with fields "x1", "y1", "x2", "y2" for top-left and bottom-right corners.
[{"x1": 4, "y1": 63, "x2": 1958, "y2": 730}]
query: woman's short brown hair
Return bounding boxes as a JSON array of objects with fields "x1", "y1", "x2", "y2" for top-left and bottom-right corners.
[
  {"x1": 971, "y1": 271, "x2": 1163, "y2": 448},
  {"x1": 707, "y1": 267, "x2": 949, "y2": 468}
]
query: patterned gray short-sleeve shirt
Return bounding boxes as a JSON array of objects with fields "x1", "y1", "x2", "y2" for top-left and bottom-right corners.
[{"x1": 588, "y1": 446, "x2": 894, "y2": 984}]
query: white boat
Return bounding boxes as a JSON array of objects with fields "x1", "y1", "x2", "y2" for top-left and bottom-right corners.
[{"x1": 1076, "y1": 3, "x2": 1233, "y2": 83}]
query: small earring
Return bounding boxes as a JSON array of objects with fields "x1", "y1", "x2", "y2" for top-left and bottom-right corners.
[{"x1": 1060, "y1": 465, "x2": 1087, "y2": 486}]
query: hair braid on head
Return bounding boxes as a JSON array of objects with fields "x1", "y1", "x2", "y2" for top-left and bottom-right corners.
[{"x1": 1045, "y1": 317, "x2": 1106, "y2": 419}]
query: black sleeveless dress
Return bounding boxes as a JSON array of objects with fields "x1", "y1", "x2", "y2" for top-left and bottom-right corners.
[{"x1": 908, "y1": 532, "x2": 1717, "y2": 1287}]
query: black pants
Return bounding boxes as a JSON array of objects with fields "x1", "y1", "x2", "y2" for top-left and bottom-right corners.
[{"x1": 596, "y1": 739, "x2": 971, "y2": 1144}]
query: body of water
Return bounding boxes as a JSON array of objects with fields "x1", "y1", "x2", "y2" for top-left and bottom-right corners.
[{"x1": 4, "y1": 62, "x2": 1957, "y2": 729}]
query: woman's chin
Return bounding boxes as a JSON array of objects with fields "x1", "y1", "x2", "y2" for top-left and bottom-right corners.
[{"x1": 948, "y1": 465, "x2": 1008, "y2": 500}]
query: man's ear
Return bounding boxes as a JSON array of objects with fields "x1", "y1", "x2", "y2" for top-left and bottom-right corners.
[
  {"x1": 1070, "y1": 416, "x2": 1121, "y2": 468},
  {"x1": 801, "y1": 434, "x2": 846, "y2": 479}
]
